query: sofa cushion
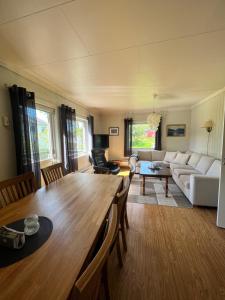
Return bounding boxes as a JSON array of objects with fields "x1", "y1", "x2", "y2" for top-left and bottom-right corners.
[
  {"x1": 138, "y1": 151, "x2": 152, "y2": 161},
  {"x1": 170, "y1": 163, "x2": 194, "y2": 171},
  {"x1": 179, "y1": 175, "x2": 190, "y2": 189},
  {"x1": 151, "y1": 150, "x2": 166, "y2": 161},
  {"x1": 173, "y1": 152, "x2": 190, "y2": 165},
  {"x1": 206, "y1": 160, "x2": 221, "y2": 177},
  {"x1": 188, "y1": 153, "x2": 201, "y2": 168},
  {"x1": 174, "y1": 168, "x2": 200, "y2": 178},
  {"x1": 164, "y1": 151, "x2": 177, "y2": 163},
  {"x1": 186, "y1": 150, "x2": 192, "y2": 155},
  {"x1": 195, "y1": 156, "x2": 215, "y2": 174}
]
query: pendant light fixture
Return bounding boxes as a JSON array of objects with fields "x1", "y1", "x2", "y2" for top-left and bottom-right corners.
[{"x1": 147, "y1": 94, "x2": 161, "y2": 131}]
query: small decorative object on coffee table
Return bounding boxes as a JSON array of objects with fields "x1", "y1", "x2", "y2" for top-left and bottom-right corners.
[
  {"x1": 140, "y1": 161, "x2": 172, "y2": 197},
  {"x1": 149, "y1": 162, "x2": 162, "y2": 170}
]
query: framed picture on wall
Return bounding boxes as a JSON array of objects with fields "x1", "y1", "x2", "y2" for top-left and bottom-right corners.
[
  {"x1": 166, "y1": 124, "x2": 186, "y2": 137},
  {"x1": 109, "y1": 127, "x2": 119, "y2": 136}
]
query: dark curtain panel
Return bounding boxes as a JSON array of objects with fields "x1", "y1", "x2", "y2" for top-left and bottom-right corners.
[
  {"x1": 87, "y1": 115, "x2": 94, "y2": 163},
  {"x1": 124, "y1": 118, "x2": 133, "y2": 157},
  {"x1": 155, "y1": 118, "x2": 162, "y2": 150},
  {"x1": 9, "y1": 85, "x2": 41, "y2": 188},
  {"x1": 59, "y1": 104, "x2": 78, "y2": 173}
]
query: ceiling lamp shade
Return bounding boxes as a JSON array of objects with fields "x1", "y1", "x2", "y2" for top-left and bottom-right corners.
[{"x1": 147, "y1": 112, "x2": 161, "y2": 131}]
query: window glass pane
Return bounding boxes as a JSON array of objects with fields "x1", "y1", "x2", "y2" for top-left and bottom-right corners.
[
  {"x1": 37, "y1": 110, "x2": 53, "y2": 161},
  {"x1": 76, "y1": 119, "x2": 87, "y2": 154},
  {"x1": 132, "y1": 123, "x2": 155, "y2": 149}
]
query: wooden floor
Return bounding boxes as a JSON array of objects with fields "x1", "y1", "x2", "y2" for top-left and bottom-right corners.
[{"x1": 108, "y1": 203, "x2": 225, "y2": 300}]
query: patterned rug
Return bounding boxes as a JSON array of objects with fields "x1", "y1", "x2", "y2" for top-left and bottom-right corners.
[{"x1": 128, "y1": 174, "x2": 192, "y2": 208}]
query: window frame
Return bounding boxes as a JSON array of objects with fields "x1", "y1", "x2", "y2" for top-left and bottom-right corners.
[
  {"x1": 36, "y1": 104, "x2": 56, "y2": 162},
  {"x1": 132, "y1": 121, "x2": 156, "y2": 151},
  {"x1": 76, "y1": 116, "x2": 89, "y2": 157}
]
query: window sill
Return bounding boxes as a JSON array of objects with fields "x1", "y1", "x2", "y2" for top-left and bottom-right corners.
[{"x1": 132, "y1": 148, "x2": 155, "y2": 151}]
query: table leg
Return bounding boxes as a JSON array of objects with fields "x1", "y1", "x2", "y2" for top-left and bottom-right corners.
[
  {"x1": 143, "y1": 176, "x2": 145, "y2": 195},
  {"x1": 165, "y1": 177, "x2": 168, "y2": 197}
]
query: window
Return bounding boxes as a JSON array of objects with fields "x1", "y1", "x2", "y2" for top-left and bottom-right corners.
[
  {"x1": 132, "y1": 123, "x2": 155, "y2": 149},
  {"x1": 36, "y1": 107, "x2": 56, "y2": 161},
  {"x1": 76, "y1": 117, "x2": 88, "y2": 156}
]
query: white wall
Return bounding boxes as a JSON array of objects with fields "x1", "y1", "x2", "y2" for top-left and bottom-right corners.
[
  {"x1": 189, "y1": 90, "x2": 225, "y2": 158},
  {"x1": 0, "y1": 65, "x2": 100, "y2": 180},
  {"x1": 99, "y1": 109, "x2": 191, "y2": 160}
]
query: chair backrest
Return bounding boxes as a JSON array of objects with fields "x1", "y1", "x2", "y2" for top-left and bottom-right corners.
[
  {"x1": 41, "y1": 163, "x2": 64, "y2": 185},
  {"x1": 0, "y1": 172, "x2": 36, "y2": 208},
  {"x1": 115, "y1": 177, "x2": 130, "y2": 223},
  {"x1": 70, "y1": 204, "x2": 117, "y2": 300},
  {"x1": 91, "y1": 149, "x2": 107, "y2": 168}
]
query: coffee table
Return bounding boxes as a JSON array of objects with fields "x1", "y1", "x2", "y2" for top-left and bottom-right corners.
[{"x1": 140, "y1": 161, "x2": 172, "y2": 197}]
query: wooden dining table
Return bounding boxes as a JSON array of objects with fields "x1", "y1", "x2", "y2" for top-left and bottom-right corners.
[{"x1": 0, "y1": 172, "x2": 123, "y2": 300}]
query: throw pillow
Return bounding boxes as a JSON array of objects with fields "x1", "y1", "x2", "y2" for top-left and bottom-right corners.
[
  {"x1": 173, "y1": 152, "x2": 190, "y2": 165},
  {"x1": 164, "y1": 151, "x2": 177, "y2": 163},
  {"x1": 195, "y1": 156, "x2": 215, "y2": 174},
  {"x1": 188, "y1": 153, "x2": 201, "y2": 168}
]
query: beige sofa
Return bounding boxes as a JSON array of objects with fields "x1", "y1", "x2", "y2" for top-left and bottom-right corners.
[{"x1": 130, "y1": 150, "x2": 221, "y2": 207}]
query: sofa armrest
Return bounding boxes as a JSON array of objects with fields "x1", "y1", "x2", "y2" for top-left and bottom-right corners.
[{"x1": 190, "y1": 174, "x2": 219, "y2": 207}]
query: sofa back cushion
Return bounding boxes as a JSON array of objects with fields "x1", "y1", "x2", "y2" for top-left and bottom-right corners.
[
  {"x1": 206, "y1": 160, "x2": 221, "y2": 177},
  {"x1": 195, "y1": 156, "x2": 215, "y2": 174},
  {"x1": 152, "y1": 150, "x2": 166, "y2": 161},
  {"x1": 138, "y1": 150, "x2": 152, "y2": 161},
  {"x1": 173, "y1": 152, "x2": 190, "y2": 165},
  {"x1": 164, "y1": 151, "x2": 177, "y2": 163},
  {"x1": 188, "y1": 152, "x2": 201, "y2": 168}
]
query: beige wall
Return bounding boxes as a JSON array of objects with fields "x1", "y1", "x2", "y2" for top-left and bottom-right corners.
[
  {"x1": 0, "y1": 65, "x2": 100, "y2": 180},
  {"x1": 189, "y1": 90, "x2": 225, "y2": 158},
  {"x1": 99, "y1": 109, "x2": 191, "y2": 160},
  {"x1": 162, "y1": 110, "x2": 190, "y2": 152}
]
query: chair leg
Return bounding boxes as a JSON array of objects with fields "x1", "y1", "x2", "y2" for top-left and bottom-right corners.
[
  {"x1": 120, "y1": 221, "x2": 127, "y2": 252},
  {"x1": 116, "y1": 235, "x2": 123, "y2": 268},
  {"x1": 102, "y1": 262, "x2": 110, "y2": 300},
  {"x1": 125, "y1": 207, "x2": 129, "y2": 229}
]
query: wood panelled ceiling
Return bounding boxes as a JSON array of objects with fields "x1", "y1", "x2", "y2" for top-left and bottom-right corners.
[{"x1": 0, "y1": 0, "x2": 225, "y2": 111}]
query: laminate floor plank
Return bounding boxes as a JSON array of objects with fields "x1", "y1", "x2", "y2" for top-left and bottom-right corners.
[{"x1": 109, "y1": 203, "x2": 225, "y2": 300}]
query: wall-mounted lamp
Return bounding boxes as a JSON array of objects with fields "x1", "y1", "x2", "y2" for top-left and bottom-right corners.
[
  {"x1": 201, "y1": 120, "x2": 214, "y2": 155},
  {"x1": 201, "y1": 120, "x2": 213, "y2": 133}
]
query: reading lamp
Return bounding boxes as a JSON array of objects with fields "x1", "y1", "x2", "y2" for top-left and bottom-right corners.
[
  {"x1": 201, "y1": 120, "x2": 213, "y2": 133},
  {"x1": 201, "y1": 120, "x2": 214, "y2": 155}
]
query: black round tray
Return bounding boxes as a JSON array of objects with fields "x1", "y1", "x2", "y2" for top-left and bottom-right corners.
[{"x1": 0, "y1": 216, "x2": 53, "y2": 268}]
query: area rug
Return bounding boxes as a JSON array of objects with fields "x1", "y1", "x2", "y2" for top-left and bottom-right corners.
[{"x1": 128, "y1": 174, "x2": 192, "y2": 208}]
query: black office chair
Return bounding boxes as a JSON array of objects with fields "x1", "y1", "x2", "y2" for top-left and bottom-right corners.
[{"x1": 91, "y1": 149, "x2": 120, "y2": 175}]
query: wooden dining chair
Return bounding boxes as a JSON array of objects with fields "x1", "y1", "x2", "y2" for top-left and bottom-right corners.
[
  {"x1": 0, "y1": 172, "x2": 37, "y2": 208},
  {"x1": 70, "y1": 204, "x2": 117, "y2": 300},
  {"x1": 129, "y1": 162, "x2": 136, "y2": 182},
  {"x1": 112, "y1": 177, "x2": 130, "y2": 267},
  {"x1": 124, "y1": 163, "x2": 135, "y2": 229},
  {"x1": 41, "y1": 163, "x2": 64, "y2": 185}
]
